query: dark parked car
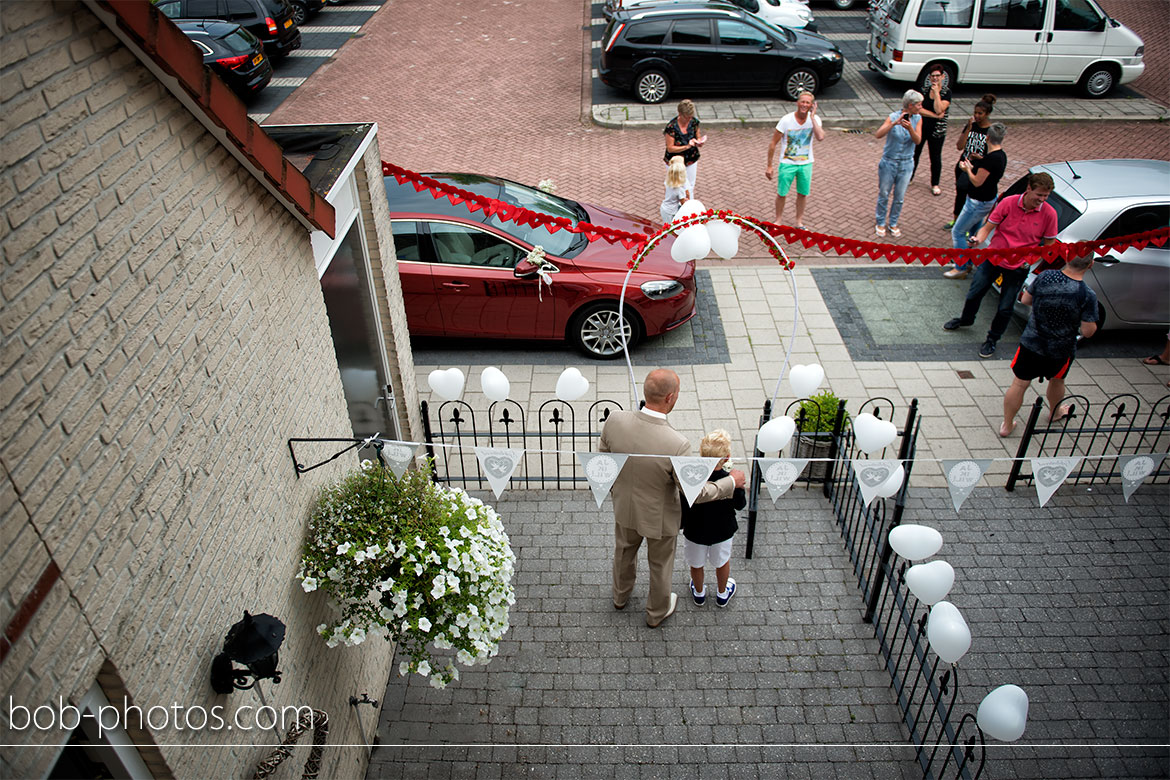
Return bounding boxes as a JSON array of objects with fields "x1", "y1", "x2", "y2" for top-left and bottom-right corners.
[
  {"x1": 287, "y1": 0, "x2": 324, "y2": 26},
  {"x1": 155, "y1": 0, "x2": 301, "y2": 59},
  {"x1": 384, "y1": 173, "x2": 696, "y2": 359},
  {"x1": 600, "y1": 2, "x2": 843, "y2": 103},
  {"x1": 176, "y1": 20, "x2": 272, "y2": 98}
]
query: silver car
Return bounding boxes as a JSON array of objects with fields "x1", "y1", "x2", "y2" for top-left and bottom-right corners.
[{"x1": 999, "y1": 159, "x2": 1169, "y2": 332}]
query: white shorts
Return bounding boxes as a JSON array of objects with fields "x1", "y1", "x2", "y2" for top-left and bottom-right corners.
[{"x1": 684, "y1": 538, "x2": 733, "y2": 569}]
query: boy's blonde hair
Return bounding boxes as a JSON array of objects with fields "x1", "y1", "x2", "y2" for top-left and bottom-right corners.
[
  {"x1": 700, "y1": 429, "x2": 732, "y2": 459},
  {"x1": 665, "y1": 155, "x2": 687, "y2": 189}
]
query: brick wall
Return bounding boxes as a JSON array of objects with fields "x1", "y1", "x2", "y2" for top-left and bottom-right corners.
[{"x1": 2, "y1": 2, "x2": 394, "y2": 776}]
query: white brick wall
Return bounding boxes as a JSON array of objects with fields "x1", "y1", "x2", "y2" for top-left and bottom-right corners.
[{"x1": 2, "y1": 3, "x2": 398, "y2": 776}]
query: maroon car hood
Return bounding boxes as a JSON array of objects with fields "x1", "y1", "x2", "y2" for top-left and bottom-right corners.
[{"x1": 578, "y1": 202, "x2": 684, "y2": 278}]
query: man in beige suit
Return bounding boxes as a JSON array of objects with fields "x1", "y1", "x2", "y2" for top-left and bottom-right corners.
[{"x1": 600, "y1": 369, "x2": 745, "y2": 627}]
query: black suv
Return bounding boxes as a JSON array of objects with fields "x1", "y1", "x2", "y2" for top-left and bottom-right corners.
[
  {"x1": 177, "y1": 20, "x2": 272, "y2": 98},
  {"x1": 155, "y1": 0, "x2": 301, "y2": 59},
  {"x1": 600, "y1": 2, "x2": 843, "y2": 103}
]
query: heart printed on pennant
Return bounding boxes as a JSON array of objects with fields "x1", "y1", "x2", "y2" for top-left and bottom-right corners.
[
  {"x1": 680, "y1": 464, "x2": 709, "y2": 485},
  {"x1": 1035, "y1": 464, "x2": 1067, "y2": 487},
  {"x1": 859, "y1": 465, "x2": 892, "y2": 487},
  {"x1": 483, "y1": 456, "x2": 513, "y2": 479}
]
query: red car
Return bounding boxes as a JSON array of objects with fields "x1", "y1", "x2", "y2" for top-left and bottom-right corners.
[{"x1": 384, "y1": 173, "x2": 696, "y2": 359}]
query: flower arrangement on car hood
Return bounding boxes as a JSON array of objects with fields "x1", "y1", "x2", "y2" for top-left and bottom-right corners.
[{"x1": 299, "y1": 463, "x2": 516, "y2": 688}]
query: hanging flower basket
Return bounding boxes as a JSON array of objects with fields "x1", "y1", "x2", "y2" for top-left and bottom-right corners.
[{"x1": 298, "y1": 462, "x2": 516, "y2": 688}]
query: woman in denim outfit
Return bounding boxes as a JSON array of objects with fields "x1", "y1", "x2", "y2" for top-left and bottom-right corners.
[{"x1": 873, "y1": 90, "x2": 923, "y2": 238}]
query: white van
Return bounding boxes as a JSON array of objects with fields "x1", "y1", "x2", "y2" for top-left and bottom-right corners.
[{"x1": 866, "y1": 0, "x2": 1144, "y2": 98}]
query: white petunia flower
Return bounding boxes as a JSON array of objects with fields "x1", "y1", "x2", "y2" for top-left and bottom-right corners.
[
  {"x1": 301, "y1": 577, "x2": 318, "y2": 593},
  {"x1": 417, "y1": 660, "x2": 431, "y2": 677},
  {"x1": 337, "y1": 542, "x2": 352, "y2": 555},
  {"x1": 417, "y1": 617, "x2": 432, "y2": 632}
]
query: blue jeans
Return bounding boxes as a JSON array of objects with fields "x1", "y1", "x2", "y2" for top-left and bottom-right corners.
[
  {"x1": 957, "y1": 261, "x2": 1029, "y2": 343},
  {"x1": 875, "y1": 157, "x2": 913, "y2": 228},
  {"x1": 950, "y1": 195, "x2": 996, "y2": 270}
]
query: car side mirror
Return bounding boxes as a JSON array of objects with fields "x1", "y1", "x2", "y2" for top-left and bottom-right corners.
[
  {"x1": 760, "y1": 40, "x2": 774, "y2": 52},
  {"x1": 514, "y1": 258, "x2": 557, "y2": 278}
]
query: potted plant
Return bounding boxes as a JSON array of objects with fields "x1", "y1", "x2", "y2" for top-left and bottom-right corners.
[
  {"x1": 796, "y1": 389, "x2": 848, "y2": 479},
  {"x1": 298, "y1": 462, "x2": 516, "y2": 689}
]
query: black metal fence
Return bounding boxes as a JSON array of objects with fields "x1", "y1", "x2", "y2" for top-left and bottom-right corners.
[
  {"x1": 747, "y1": 396, "x2": 987, "y2": 779},
  {"x1": 420, "y1": 398, "x2": 625, "y2": 488},
  {"x1": 1006, "y1": 393, "x2": 1170, "y2": 490}
]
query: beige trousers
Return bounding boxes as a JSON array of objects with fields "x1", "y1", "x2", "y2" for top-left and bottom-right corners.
[{"x1": 613, "y1": 522, "x2": 678, "y2": 626}]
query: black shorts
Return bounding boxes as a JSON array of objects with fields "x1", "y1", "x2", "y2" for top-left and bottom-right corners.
[{"x1": 1011, "y1": 344, "x2": 1072, "y2": 382}]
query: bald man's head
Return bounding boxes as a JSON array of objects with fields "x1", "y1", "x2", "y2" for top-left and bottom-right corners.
[{"x1": 643, "y1": 369, "x2": 680, "y2": 412}]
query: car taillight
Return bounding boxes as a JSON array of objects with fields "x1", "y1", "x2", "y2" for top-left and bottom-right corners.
[
  {"x1": 893, "y1": 49, "x2": 903, "y2": 62},
  {"x1": 604, "y1": 23, "x2": 625, "y2": 53},
  {"x1": 266, "y1": 16, "x2": 278, "y2": 34},
  {"x1": 217, "y1": 54, "x2": 250, "y2": 70}
]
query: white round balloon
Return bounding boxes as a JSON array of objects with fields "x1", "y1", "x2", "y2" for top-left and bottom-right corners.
[
  {"x1": 707, "y1": 220, "x2": 742, "y2": 260},
  {"x1": 904, "y1": 560, "x2": 955, "y2": 605},
  {"x1": 670, "y1": 224, "x2": 711, "y2": 263},
  {"x1": 480, "y1": 367, "x2": 510, "y2": 402},
  {"x1": 977, "y1": 684, "x2": 1029, "y2": 742},
  {"x1": 926, "y1": 601, "x2": 971, "y2": 664},
  {"x1": 756, "y1": 416, "x2": 796, "y2": 452},
  {"x1": 887, "y1": 524, "x2": 943, "y2": 561},
  {"x1": 427, "y1": 368, "x2": 465, "y2": 401},
  {"x1": 873, "y1": 463, "x2": 905, "y2": 498},
  {"x1": 674, "y1": 198, "x2": 706, "y2": 220},
  {"x1": 788, "y1": 364, "x2": 825, "y2": 398},
  {"x1": 555, "y1": 367, "x2": 590, "y2": 402},
  {"x1": 853, "y1": 413, "x2": 898, "y2": 455}
]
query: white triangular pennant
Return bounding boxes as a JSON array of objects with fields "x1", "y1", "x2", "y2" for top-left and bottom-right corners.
[
  {"x1": 941, "y1": 458, "x2": 992, "y2": 513},
  {"x1": 577, "y1": 452, "x2": 629, "y2": 508},
  {"x1": 1031, "y1": 456, "x2": 1081, "y2": 507},
  {"x1": 670, "y1": 456, "x2": 720, "y2": 508},
  {"x1": 758, "y1": 458, "x2": 809, "y2": 505},
  {"x1": 377, "y1": 439, "x2": 419, "y2": 479},
  {"x1": 1118, "y1": 453, "x2": 1165, "y2": 502},
  {"x1": 853, "y1": 458, "x2": 899, "y2": 507},
  {"x1": 473, "y1": 447, "x2": 524, "y2": 499}
]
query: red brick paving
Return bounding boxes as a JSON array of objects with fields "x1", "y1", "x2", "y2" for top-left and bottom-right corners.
[
  {"x1": 270, "y1": 0, "x2": 1170, "y2": 265},
  {"x1": 1098, "y1": 0, "x2": 1170, "y2": 107}
]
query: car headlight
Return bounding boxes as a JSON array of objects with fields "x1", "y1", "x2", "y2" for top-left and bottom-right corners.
[
  {"x1": 640, "y1": 280, "x2": 685, "y2": 300},
  {"x1": 823, "y1": 50, "x2": 842, "y2": 60}
]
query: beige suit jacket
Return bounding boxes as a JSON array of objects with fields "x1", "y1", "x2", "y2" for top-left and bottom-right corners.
[{"x1": 599, "y1": 409, "x2": 735, "y2": 539}]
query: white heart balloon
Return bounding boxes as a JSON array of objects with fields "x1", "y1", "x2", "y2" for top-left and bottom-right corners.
[
  {"x1": 853, "y1": 413, "x2": 898, "y2": 455},
  {"x1": 674, "y1": 198, "x2": 706, "y2": 221},
  {"x1": 670, "y1": 224, "x2": 711, "y2": 263},
  {"x1": 904, "y1": 560, "x2": 955, "y2": 605},
  {"x1": 756, "y1": 416, "x2": 796, "y2": 452},
  {"x1": 888, "y1": 524, "x2": 943, "y2": 561},
  {"x1": 555, "y1": 367, "x2": 589, "y2": 402},
  {"x1": 873, "y1": 463, "x2": 905, "y2": 498},
  {"x1": 788, "y1": 364, "x2": 825, "y2": 398},
  {"x1": 427, "y1": 368, "x2": 465, "y2": 401},
  {"x1": 926, "y1": 601, "x2": 971, "y2": 664},
  {"x1": 706, "y1": 220, "x2": 742, "y2": 260},
  {"x1": 977, "y1": 684, "x2": 1029, "y2": 742},
  {"x1": 480, "y1": 367, "x2": 510, "y2": 402}
]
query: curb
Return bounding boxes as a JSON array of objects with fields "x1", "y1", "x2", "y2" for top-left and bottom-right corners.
[{"x1": 592, "y1": 109, "x2": 1170, "y2": 130}]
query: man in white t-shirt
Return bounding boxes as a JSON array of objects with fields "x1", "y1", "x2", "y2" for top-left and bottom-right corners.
[{"x1": 765, "y1": 92, "x2": 825, "y2": 229}]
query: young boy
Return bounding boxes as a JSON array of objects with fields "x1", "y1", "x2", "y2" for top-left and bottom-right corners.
[{"x1": 681, "y1": 430, "x2": 747, "y2": 607}]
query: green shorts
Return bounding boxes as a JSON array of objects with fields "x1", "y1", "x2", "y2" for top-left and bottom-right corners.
[{"x1": 776, "y1": 161, "x2": 813, "y2": 197}]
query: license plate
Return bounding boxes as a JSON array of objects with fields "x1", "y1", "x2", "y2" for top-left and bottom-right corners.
[
  {"x1": 995, "y1": 274, "x2": 1004, "y2": 287},
  {"x1": 252, "y1": 54, "x2": 263, "y2": 66},
  {"x1": 284, "y1": 18, "x2": 293, "y2": 28}
]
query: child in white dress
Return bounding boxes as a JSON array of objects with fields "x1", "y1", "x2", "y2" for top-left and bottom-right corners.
[{"x1": 660, "y1": 155, "x2": 691, "y2": 224}]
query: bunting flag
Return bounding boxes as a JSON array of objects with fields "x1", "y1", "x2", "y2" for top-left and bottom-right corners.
[
  {"x1": 473, "y1": 447, "x2": 524, "y2": 499},
  {"x1": 941, "y1": 458, "x2": 993, "y2": 513},
  {"x1": 758, "y1": 458, "x2": 809, "y2": 505},
  {"x1": 670, "y1": 456, "x2": 721, "y2": 508},
  {"x1": 1118, "y1": 453, "x2": 1165, "y2": 502},
  {"x1": 1031, "y1": 456, "x2": 1082, "y2": 507},
  {"x1": 853, "y1": 458, "x2": 903, "y2": 508},
  {"x1": 577, "y1": 452, "x2": 629, "y2": 508},
  {"x1": 378, "y1": 440, "x2": 419, "y2": 479}
]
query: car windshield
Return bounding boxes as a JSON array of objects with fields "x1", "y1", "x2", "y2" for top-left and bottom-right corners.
[
  {"x1": 753, "y1": 16, "x2": 795, "y2": 43},
  {"x1": 491, "y1": 182, "x2": 588, "y2": 258}
]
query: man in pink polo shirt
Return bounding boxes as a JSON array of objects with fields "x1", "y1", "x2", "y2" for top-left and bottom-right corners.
[{"x1": 943, "y1": 172, "x2": 1059, "y2": 358}]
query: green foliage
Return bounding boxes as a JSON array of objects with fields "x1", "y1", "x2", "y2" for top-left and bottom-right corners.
[{"x1": 797, "y1": 389, "x2": 848, "y2": 433}]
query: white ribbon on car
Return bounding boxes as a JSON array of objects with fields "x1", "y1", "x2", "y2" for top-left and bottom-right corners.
[{"x1": 526, "y1": 245, "x2": 555, "y2": 302}]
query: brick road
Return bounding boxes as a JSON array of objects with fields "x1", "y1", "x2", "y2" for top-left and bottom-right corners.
[{"x1": 270, "y1": 1, "x2": 1170, "y2": 262}]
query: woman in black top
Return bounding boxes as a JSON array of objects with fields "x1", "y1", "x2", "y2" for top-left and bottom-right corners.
[
  {"x1": 663, "y1": 99, "x2": 706, "y2": 198},
  {"x1": 947, "y1": 94, "x2": 996, "y2": 228},
  {"x1": 913, "y1": 64, "x2": 952, "y2": 195}
]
